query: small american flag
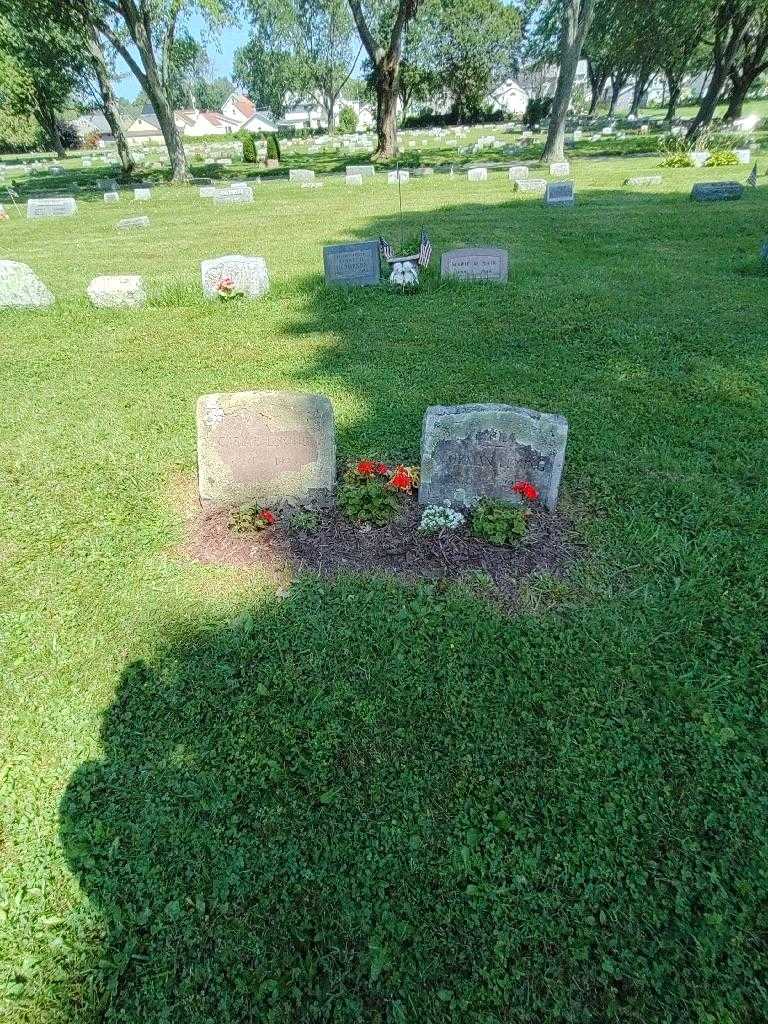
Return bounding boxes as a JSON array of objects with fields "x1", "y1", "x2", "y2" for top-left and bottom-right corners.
[
  {"x1": 379, "y1": 235, "x2": 395, "y2": 261},
  {"x1": 747, "y1": 162, "x2": 759, "y2": 188},
  {"x1": 418, "y1": 228, "x2": 432, "y2": 268}
]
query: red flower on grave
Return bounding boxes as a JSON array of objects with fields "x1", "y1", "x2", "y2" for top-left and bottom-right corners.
[
  {"x1": 356, "y1": 460, "x2": 376, "y2": 476},
  {"x1": 375, "y1": 462, "x2": 389, "y2": 476},
  {"x1": 389, "y1": 465, "x2": 414, "y2": 492},
  {"x1": 512, "y1": 480, "x2": 540, "y2": 501},
  {"x1": 258, "y1": 509, "x2": 277, "y2": 526}
]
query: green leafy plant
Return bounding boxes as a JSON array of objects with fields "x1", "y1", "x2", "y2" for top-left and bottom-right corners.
[
  {"x1": 241, "y1": 133, "x2": 259, "y2": 164},
  {"x1": 229, "y1": 503, "x2": 277, "y2": 533},
  {"x1": 338, "y1": 107, "x2": 358, "y2": 134},
  {"x1": 706, "y1": 149, "x2": 738, "y2": 166},
  {"x1": 470, "y1": 500, "x2": 527, "y2": 545},
  {"x1": 290, "y1": 508, "x2": 320, "y2": 533},
  {"x1": 338, "y1": 477, "x2": 400, "y2": 526},
  {"x1": 266, "y1": 133, "x2": 281, "y2": 162},
  {"x1": 657, "y1": 134, "x2": 693, "y2": 167}
]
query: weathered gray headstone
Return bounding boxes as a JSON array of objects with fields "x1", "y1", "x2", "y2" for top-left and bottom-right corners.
[
  {"x1": 117, "y1": 216, "x2": 149, "y2": 230},
  {"x1": 508, "y1": 165, "x2": 529, "y2": 180},
  {"x1": 624, "y1": 175, "x2": 662, "y2": 187},
  {"x1": 549, "y1": 161, "x2": 570, "y2": 176},
  {"x1": 691, "y1": 181, "x2": 744, "y2": 202},
  {"x1": 200, "y1": 255, "x2": 269, "y2": 299},
  {"x1": 467, "y1": 167, "x2": 488, "y2": 182},
  {"x1": 213, "y1": 186, "x2": 254, "y2": 204},
  {"x1": 134, "y1": 187, "x2": 151, "y2": 201},
  {"x1": 514, "y1": 178, "x2": 547, "y2": 193},
  {"x1": 27, "y1": 197, "x2": 76, "y2": 219},
  {"x1": 323, "y1": 241, "x2": 380, "y2": 286},
  {"x1": 0, "y1": 260, "x2": 55, "y2": 308},
  {"x1": 346, "y1": 164, "x2": 375, "y2": 178},
  {"x1": 289, "y1": 168, "x2": 315, "y2": 183},
  {"x1": 104, "y1": 191, "x2": 120, "y2": 203},
  {"x1": 86, "y1": 274, "x2": 147, "y2": 309},
  {"x1": 440, "y1": 247, "x2": 508, "y2": 283},
  {"x1": 420, "y1": 403, "x2": 568, "y2": 511},
  {"x1": 196, "y1": 390, "x2": 336, "y2": 510},
  {"x1": 545, "y1": 181, "x2": 575, "y2": 206}
]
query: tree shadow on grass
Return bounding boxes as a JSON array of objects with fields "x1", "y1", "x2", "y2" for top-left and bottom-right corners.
[{"x1": 59, "y1": 573, "x2": 768, "y2": 1023}]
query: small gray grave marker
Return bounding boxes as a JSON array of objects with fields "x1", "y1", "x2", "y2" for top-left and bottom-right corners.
[
  {"x1": 323, "y1": 240, "x2": 380, "y2": 286},
  {"x1": 545, "y1": 180, "x2": 575, "y2": 206},
  {"x1": 691, "y1": 181, "x2": 744, "y2": 202},
  {"x1": 440, "y1": 247, "x2": 508, "y2": 283}
]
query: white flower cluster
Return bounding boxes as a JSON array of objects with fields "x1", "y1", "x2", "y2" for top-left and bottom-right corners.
[{"x1": 418, "y1": 504, "x2": 465, "y2": 534}]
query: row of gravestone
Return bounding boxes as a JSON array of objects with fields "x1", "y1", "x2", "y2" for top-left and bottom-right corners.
[
  {"x1": 323, "y1": 242, "x2": 514, "y2": 285},
  {"x1": 196, "y1": 391, "x2": 569, "y2": 514},
  {"x1": 0, "y1": 256, "x2": 270, "y2": 309}
]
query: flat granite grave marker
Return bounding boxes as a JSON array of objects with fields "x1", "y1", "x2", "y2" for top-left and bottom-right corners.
[
  {"x1": 549, "y1": 161, "x2": 570, "y2": 176},
  {"x1": 87, "y1": 275, "x2": 147, "y2": 309},
  {"x1": 420, "y1": 403, "x2": 568, "y2": 511},
  {"x1": 117, "y1": 216, "x2": 149, "y2": 229},
  {"x1": 323, "y1": 240, "x2": 380, "y2": 286},
  {"x1": 624, "y1": 175, "x2": 662, "y2": 187},
  {"x1": 441, "y1": 247, "x2": 508, "y2": 283},
  {"x1": 545, "y1": 180, "x2": 575, "y2": 206},
  {"x1": 200, "y1": 255, "x2": 269, "y2": 299},
  {"x1": 346, "y1": 164, "x2": 375, "y2": 178},
  {"x1": 213, "y1": 186, "x2": 254, "y2": 204},
  {"x1": 0, "y1": 260, "x2": 54, "y2": 308},
  {"x1": 196, "y1": 390, "x2": 336, "y2": 510},
  {"x1": 691, "y1": 181, "x2": 744, "y2": 202},
  {"x1": 514, "y1": 178, "x2": 547, "y2": 193},
  {"x1": 27, "y1": 197, "x2": 76, "y2": 219}
]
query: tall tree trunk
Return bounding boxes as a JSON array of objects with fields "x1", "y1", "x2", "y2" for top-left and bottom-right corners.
[
  {"x1": 723, "y1": 73, "x2": 750, "y2": 120},
  {"x1": 86, "y1": 30, "x2": 135, "y2": 177},
  {"x1": 688, "y1": 6, "x2": 751, "y2": 139},
  {"x1": 664, "y1": 72, "x2": 682, "y2": 121},
  {"x1": 586, "y1": 58, "x2": 608, "y2": 114},
  {"x1": 149, "y1": 82, "x2": 188, "y2": 180},
  {"x1": 607, "y1": 74, "x2": 625, "y2": 116},
  {"x1": 630, "y1": 72, "x2": 651, "y2": 117},
  {"x1": 375, "y1": 61, "x2": 398, "y2": 159},
  {"x1": 542, "y1": 0, "x2": 595, "y2": 163},
  {"x1": 34, "y1": 90, "x2": 65, "y2": 157}
]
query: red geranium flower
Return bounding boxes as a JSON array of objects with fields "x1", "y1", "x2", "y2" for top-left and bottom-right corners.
[
  {"x1": 259, "y1": 509, "x2": 276, "y2": 525},
  {"x1": 512, "y1": 480, "x2": 540, "y2": 501},
  {"x1": 375, "y1": 462, "x2": 389, "y2": 475},
  {"x1": 356, "y1": 459, "x2": 376, "y2": 476},
  {"x1": 389, "y1": 465, "x2": 414, "y2": 491}
]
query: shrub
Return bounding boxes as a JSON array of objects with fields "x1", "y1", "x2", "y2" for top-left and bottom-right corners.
[
  {"x1": 657, "y1": 136, "x2": 694, "y2": 167},
  {"x1": 470, "y1": 500, "x2": 527, "y2": 545},
  {"x1": 523, "y1": 97, "x2": 552, "y2": 127},
  {"x1": 338, "y1": 476, "x2": 400, "y2": 525},
  {"x1": 57, "y1": 120, "x2": 82, "y2": 150},
  {"x1": 706, "y1": 149, "x2": 738, "y2": 166},
  {"x1": 241, "y1": 133, "x2": 259, "y2": 163},
  {"x1": 338, "y1": 106, "x2": 358, "y2": 133},
  {"x1": 266, "y1": 133, "x2": 281, "y2": 162},
  {"x1": 83, "y1": 129, "x2": 101, "y2": 150}
]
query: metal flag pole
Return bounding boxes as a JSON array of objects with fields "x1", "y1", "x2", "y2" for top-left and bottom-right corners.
[{"x1": 396, "y1": 160, "x2": 404, "y2": 254}]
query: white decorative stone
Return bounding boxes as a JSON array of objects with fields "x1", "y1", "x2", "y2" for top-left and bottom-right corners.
[
  {"x1": 201, "y1": 255, "x2": 269, "y2": 300},
  {"x1": 87, "y1": 275, "x2": 147, "y2": 309},
  {"x1": 690, "y1": 151, "x2": 709, "y2": 168},
  {"x1": 134, "y1": 187, "x2": 151, "y2": 200},
  {"x1": 104, "y1": 191, "x2": 120, "y2": 203},
  {"x1": 0, "y1": 260, "x2": 54, "y2": 308},
  {"x1": 27, "y1": 197, "x2": 77, "y2": 219},
  {"x1": 467, "y1": 167, "x2": 488, "y2": 182}
]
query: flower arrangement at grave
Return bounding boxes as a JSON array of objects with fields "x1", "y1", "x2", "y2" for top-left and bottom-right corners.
[
  {"x1": 337, "y1": 459, "x2": 419, "y2": 525},
  {"x1": 379, "y1": 229, "x2": 432, "y2": 290},
  {"x1": 469, "y1": 481, "x2": 540, "y2": 546},
  {"x1": 215, "y1": 275, "x2": 244, "y2": 301}
]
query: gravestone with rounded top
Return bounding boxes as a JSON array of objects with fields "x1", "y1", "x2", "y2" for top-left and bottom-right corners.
[
  {"x1": 87, "y1": 275, "x2": 147, "y2": 309},
  {"x1": 420, "y1": 403, "x2": 568, "y2": 512},
  {"x1": 441, "y1": 247, "x2": 508, "y2": 283},
  {"x1": 201, "y1": 255, "x2": 269, "y2": 299},
  {"x1": 0, "y1": 260, "x2": 55, "y2": 308},
  {"x1": 196, "y1": 390, "x2": 336, "y2": 510}
]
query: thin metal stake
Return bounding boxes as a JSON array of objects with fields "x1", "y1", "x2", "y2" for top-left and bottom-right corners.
[{"x1": 396, "y1": 160, "x2": 404, "y2": 254}]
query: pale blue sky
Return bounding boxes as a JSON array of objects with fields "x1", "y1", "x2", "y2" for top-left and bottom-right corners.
[{"x1": 115, "y1": 11, "x2": 251, "y2": 100}]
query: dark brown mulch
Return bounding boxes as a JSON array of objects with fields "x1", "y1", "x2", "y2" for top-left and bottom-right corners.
[{"x1": 179, "y1": 486, "x2": 581, "y2": 611}]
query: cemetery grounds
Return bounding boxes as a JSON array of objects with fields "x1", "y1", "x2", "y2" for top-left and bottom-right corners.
[{"x1": 1, "y1": 132, "x2": 767, "y2": 1023}]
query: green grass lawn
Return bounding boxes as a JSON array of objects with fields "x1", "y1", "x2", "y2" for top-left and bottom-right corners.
[{"x1": 1, "y1": 151, "x2": 768, "y2": 1023}]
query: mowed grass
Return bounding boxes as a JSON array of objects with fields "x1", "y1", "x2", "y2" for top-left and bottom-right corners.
[{"x1": 1, "y1": 153, "x2": 768, "y2": 1023}]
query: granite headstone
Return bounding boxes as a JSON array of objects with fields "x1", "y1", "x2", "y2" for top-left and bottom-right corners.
[
  {"x1": 323, "y1": 241, "x2": 380, "y2": 286},
  {"x1": 440, "y1": 247, "x2": 508, "y2": 283}
]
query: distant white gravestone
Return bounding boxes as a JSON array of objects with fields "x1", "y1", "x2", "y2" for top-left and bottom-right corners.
[
  {"x1": 289, "y1": 169, "x2": 315, "y2": 183},
  {"x1": 196, "y1": 390, "x2": 336, "y2": 510},
  {"x1": 134, "y1": 188, "x2": 151, "y2": 201},
  {"x1": 467, "y1": 167, "x2": 488, "y2": 182},
  {"x1": 388, "y1": 170, "x2": 409, "y2": 183},
  {"x1": 87, "y1": 275, "x2": 147, "y2": 309},
  {"x1": 117, "y1": 216, "x2": 149, "y2": 230},
  {"x1": 104, "y1": 191, "x2": 120, "y2": 203},
  {"x1": 0, "y1": 261, "x2": 55, "y2": 308},
  {"x1": 508, "y1": 166, "x2": 529, "y2": 180},
  {"x1": 27, "y1": 197, "x2": 77, "y2": 219},
  {"x1": 200, "y1": 255, "x2": 270, "y2": 299},
  {"x1": 345, "y1": 173, "x2": 363, "y2": 185},
  {"x1": 514, "y1": 178, "x2": 547, "y2": 194},
  {"x1": 549, "y1": 161, "x2": 570, "y2": 176}
]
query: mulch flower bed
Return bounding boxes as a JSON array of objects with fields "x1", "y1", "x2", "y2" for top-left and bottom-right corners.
[{"x1": 181, "y1": 490, "x2": 580, "y2": 612}]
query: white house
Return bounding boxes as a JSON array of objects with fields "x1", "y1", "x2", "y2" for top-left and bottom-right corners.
[
  {"x1": 488, "y1": 79, "x2": 529, "y2": 116},
  {"x1": 240, "y1": 110, "x2": 280, "y2": 133},
  {"x1": 175, "y1": 109, "x2": 240, "y2": 136},
  {"x1": 73, "y1": 112, "x2": 116, "y2": 144},
  {"x1": 222, "y1": 94, "x2": 258, "y2": 126}
]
